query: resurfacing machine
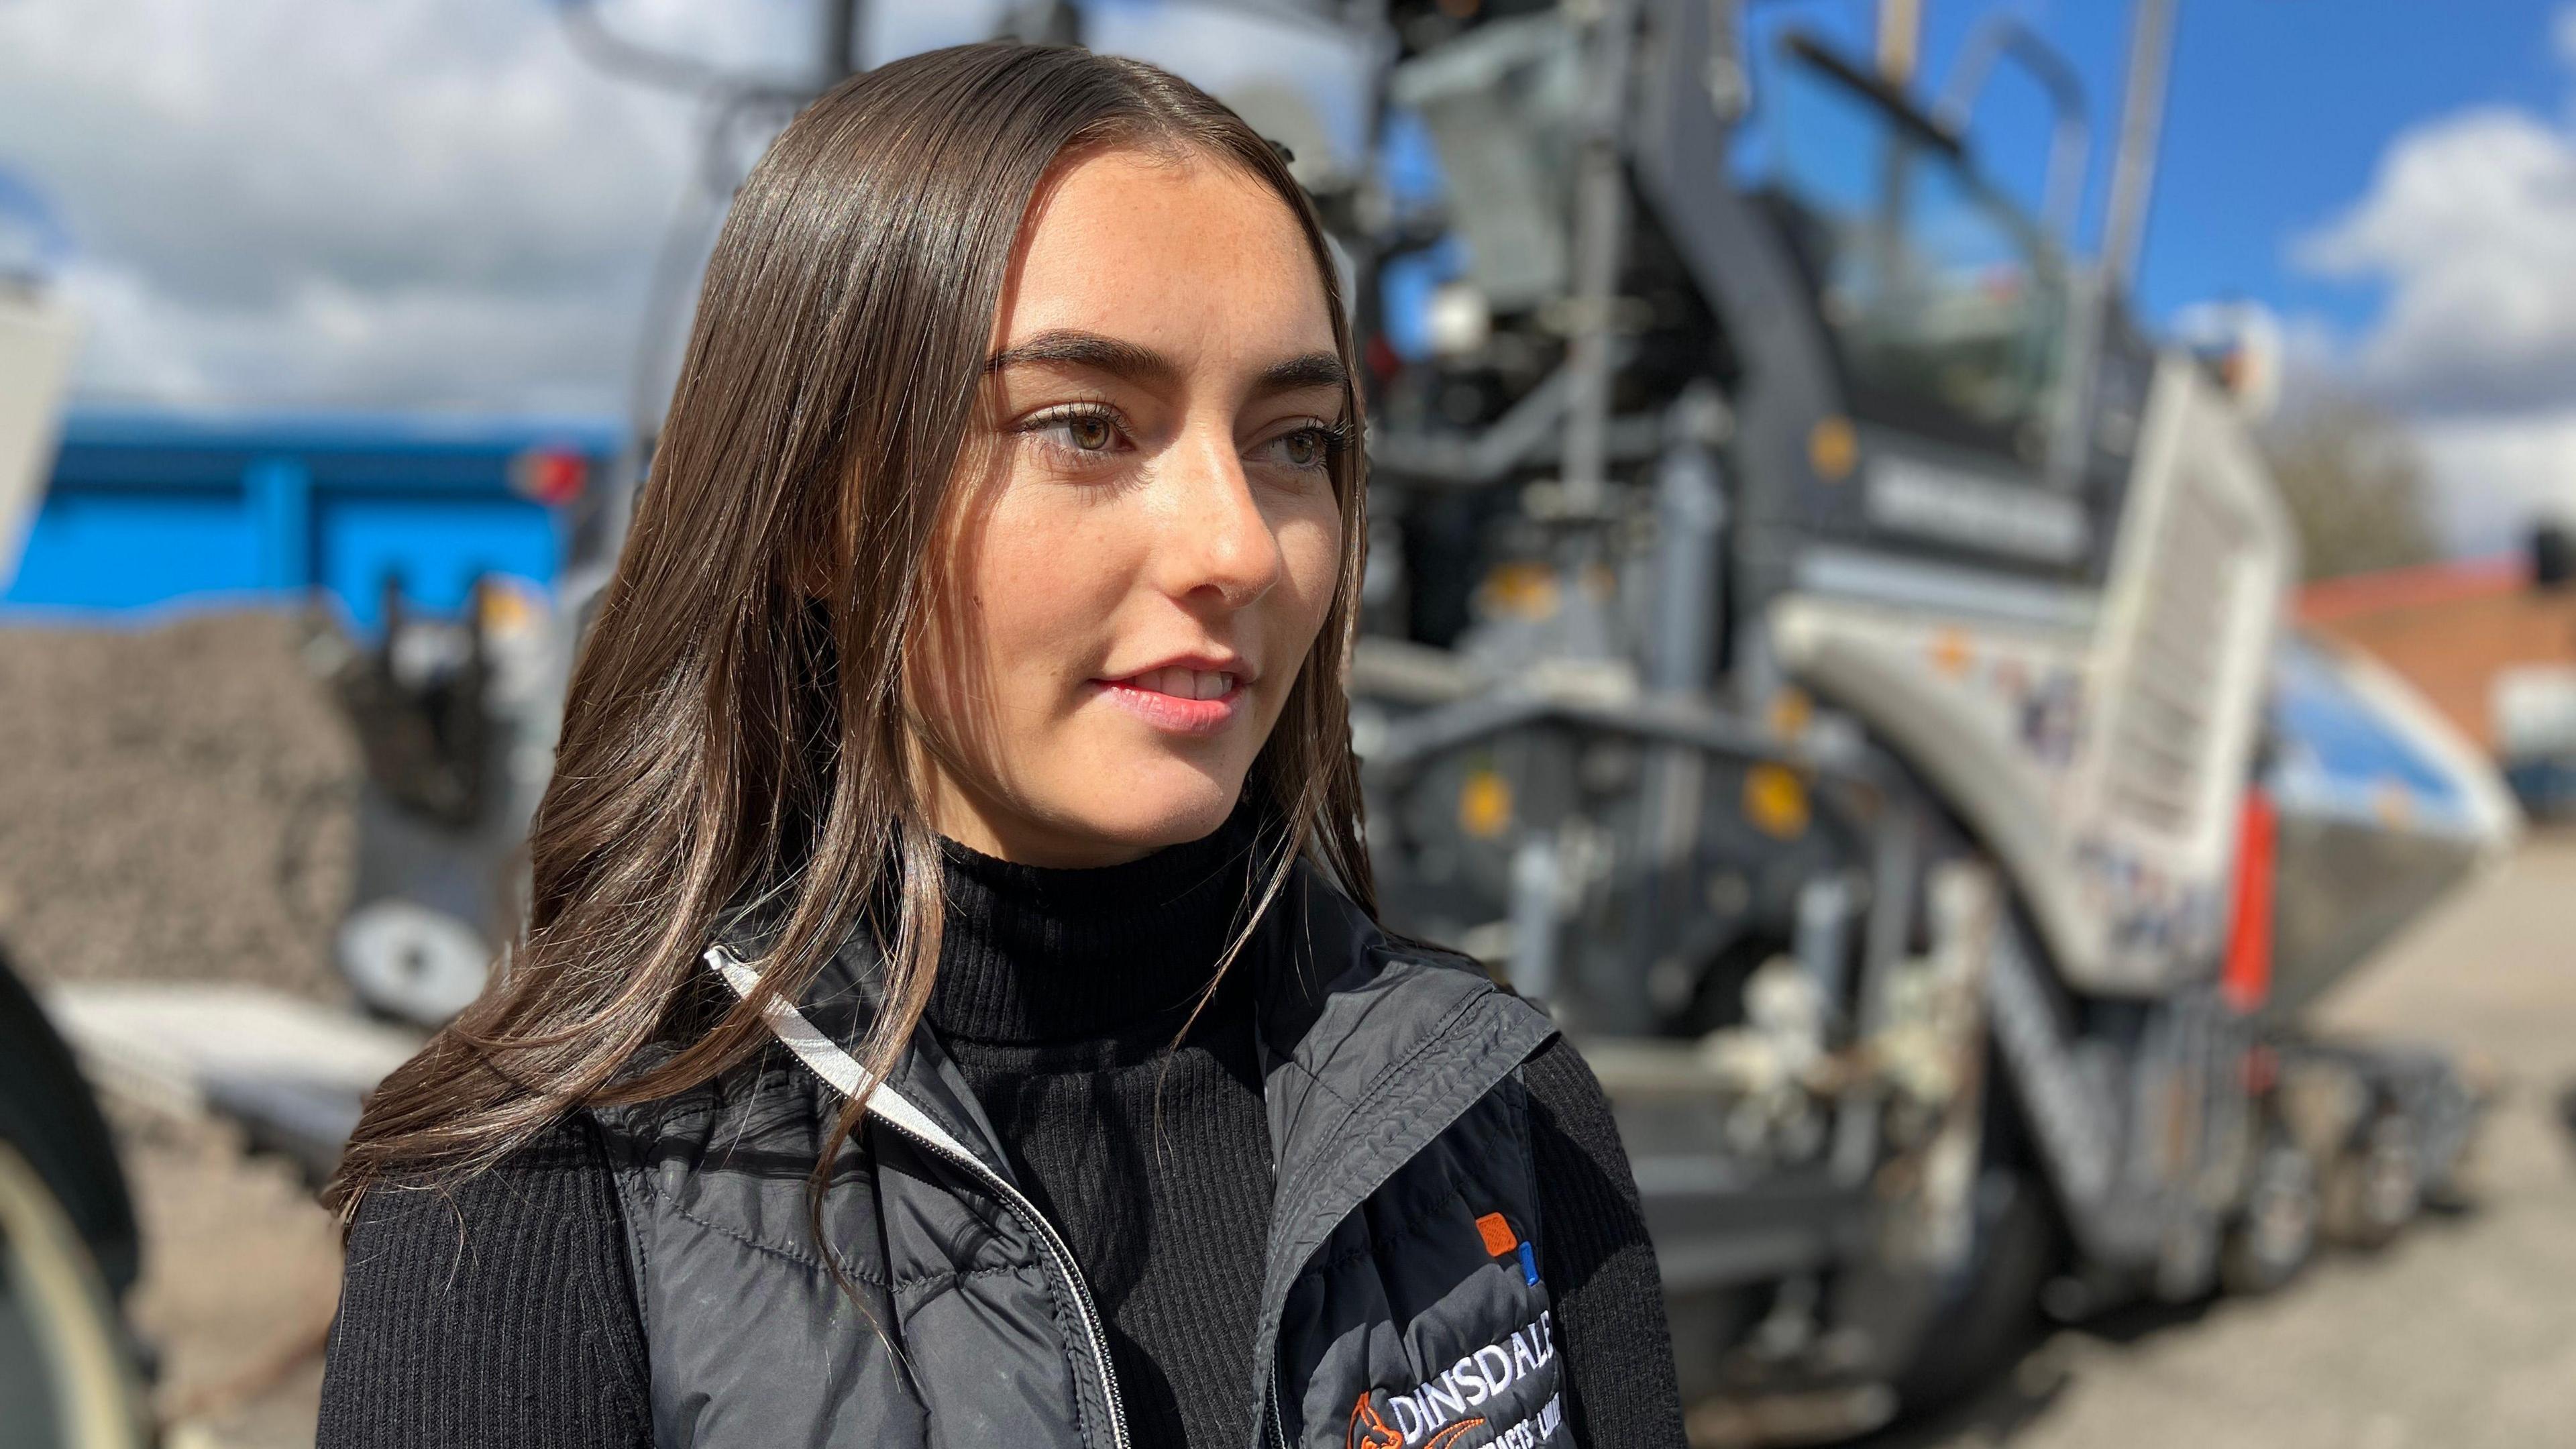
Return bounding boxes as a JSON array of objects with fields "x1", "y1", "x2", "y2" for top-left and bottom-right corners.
[
  {"x1": 1338, "y1": 0, "x2": 2511, "y2": 1432},
  {"x1": 330, "y1": 0, "x2": 2517, "y2": 1435}
]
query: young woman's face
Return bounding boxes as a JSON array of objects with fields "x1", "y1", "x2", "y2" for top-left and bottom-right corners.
[{"x1": 910, "y1": 146, "x2": 1348, "y2": 867}]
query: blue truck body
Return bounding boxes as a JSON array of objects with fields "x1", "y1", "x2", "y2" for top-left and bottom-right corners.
[{"x1": 4, "y1": 409, "x2": 619, "y2": 631}]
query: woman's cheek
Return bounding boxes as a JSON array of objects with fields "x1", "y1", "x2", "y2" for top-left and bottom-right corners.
[
  {"x1": 1277, "y1": 503, "x2": 1343, "y2": 639},
  {"x1": 975, "y1": 496, "x2": 1122, "y2": 715}
]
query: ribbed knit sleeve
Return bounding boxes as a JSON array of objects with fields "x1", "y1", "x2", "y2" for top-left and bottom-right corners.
[
  {"x1": 1523, "y1": 1036, "x2": 1691, "y2": 1448},
  {"x1": 317, "y1": 1116, "x2": 653, "y2": 1449}
]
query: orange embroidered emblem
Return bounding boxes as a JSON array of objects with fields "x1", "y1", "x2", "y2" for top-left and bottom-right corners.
[
  {"x1": 1348, "y1": 1395, "x2": 1405, "y2": 1449},
  {"x1": 1347, "y1": 1392, "x2": 1485, "y2": 1449}
]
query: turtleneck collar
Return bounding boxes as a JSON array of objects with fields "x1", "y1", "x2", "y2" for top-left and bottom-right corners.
[{"x1": 923, "y1": 801, "x2": 1273, "y2": 1046}]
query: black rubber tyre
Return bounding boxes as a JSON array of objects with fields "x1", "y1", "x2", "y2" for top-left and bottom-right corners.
[
  {"x1": 0, "y1": 950, "x2": 140, "y2": 1297},
  {"x1": 2220, "y1": 1138, "x2": 2321, "y2": 1295},
  {"x1": 1892, "y1": 1165, "x2": 2057, "y2": 1416},
  {"x1": 0, "y1": 1136, "x2": 154, "y2": 1447},
  {"x1": 2323, "y1": 1113, "x2": 2421, "y2": 1249},
  {"x1": 0, "y1": 946, "x2": 152, "y2": 1446}
]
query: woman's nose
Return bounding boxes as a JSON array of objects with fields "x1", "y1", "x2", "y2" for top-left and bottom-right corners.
[{"x1": 1157, "y1": 431, "x2": 1284, "y2": 609}]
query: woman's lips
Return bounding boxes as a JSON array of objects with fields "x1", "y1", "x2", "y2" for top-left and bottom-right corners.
[{"x1": 1095, "y1": 667, "x2": 1247, "y2": 737}]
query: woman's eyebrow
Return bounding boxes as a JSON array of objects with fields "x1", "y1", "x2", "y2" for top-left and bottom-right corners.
[
  {"x1": 1251, "y1": 351, "x2": 1350, "y2": 396},
  {"x1": 984, "y1": 329, "x2": 1347, "y2": 396},
  {"x1": 985, "y1": 329, "x2": 1175, "y2": 384}
]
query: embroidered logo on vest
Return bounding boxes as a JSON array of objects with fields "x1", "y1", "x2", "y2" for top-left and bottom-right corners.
[
  {"x1": 1344, "y1": 1310, "x2": 1560, "y2": 1448},
  {"x1": 1348, "y1": 1395, "x2": 1479, "y2": 1449}
]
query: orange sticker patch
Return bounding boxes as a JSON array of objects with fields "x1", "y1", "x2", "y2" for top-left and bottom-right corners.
[{"x1": 1475, "y1": 1212, "x2": 1517, "y2": 1257}]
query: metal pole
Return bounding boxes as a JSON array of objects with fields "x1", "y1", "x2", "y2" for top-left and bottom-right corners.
[
  {"x1": 820, "y1": 0, "x2": 863, "y2": 85},
  {"x1": 1934, "y1": 18, "x2": 2092, "y2": 244},
  {"x1": 2046, "y1": 0, "x2": 2175, "y2": 492},
  {"x1": 1876, "y1": 0, "x2": 1922, "y2": 88},
  {"x1": 1638, "y1": 388, "x2": 1728, "y2": 1022},
  {"x1": 1509, "y1": 835, "x2": 1562, "y2": 1005},
  {"x1": 2099, "y1": 0, "x2": 2177, "y2": 294},
  {"x1": 1557, "y1": 0, "x2": 1638, "y2": 518}
]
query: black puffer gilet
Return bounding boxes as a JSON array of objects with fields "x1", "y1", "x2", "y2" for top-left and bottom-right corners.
[{"x1": 586, "y1": 862, "x2": 1566, "y2": 1449}]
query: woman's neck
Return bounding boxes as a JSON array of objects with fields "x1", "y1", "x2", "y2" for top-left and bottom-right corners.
[{"x1": 923, "y1": 802, "x2": 1269, "y2": 1046}]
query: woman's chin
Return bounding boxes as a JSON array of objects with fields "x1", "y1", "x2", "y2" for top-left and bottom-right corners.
[{"x1": 1043, "y1": 771, "x2": 1245, "y2": 859}]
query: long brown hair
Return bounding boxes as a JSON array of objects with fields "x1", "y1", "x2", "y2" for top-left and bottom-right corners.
[{"x1": 328, "y1": 41, "x2": 1374, "y2": 1218}]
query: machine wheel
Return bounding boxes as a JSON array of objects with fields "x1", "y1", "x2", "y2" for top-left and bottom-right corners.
[
  {"x1": 0, "y1": 947, "x2": 152, "y2": 1446},
  {"x1": 0, "y1": 1137, "x2": 152, "y2": 1448},
  {"x1": 2322, "y1": 1112, "x2": 2420, "y2": 1248},
  {"x1": 2220, "y1": 1138, "x2": 2321, "y2": 1294},
  {"x1": 1892, "y1": 1165, "x2": 2056, "y2": 1415}
]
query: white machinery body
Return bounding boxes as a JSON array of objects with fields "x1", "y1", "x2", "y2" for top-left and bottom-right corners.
[
  {"x1": 1774, "y1": 357, "x2": 2296, "y2": 996},
  {"x1": 0, "y1": 286, "x2": 78, "y2": 588}
]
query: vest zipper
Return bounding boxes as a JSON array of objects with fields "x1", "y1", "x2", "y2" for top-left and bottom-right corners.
[
  {"x1": 873, "y1": 1114, "x2": 1134, "y2": 1449},
  {"x1": 702, "y1": 949, "x2": 1132, "y2": 1449},
  {"x1": 1267, "y1": 1356, "x2": 1290, "y2": 1449}
]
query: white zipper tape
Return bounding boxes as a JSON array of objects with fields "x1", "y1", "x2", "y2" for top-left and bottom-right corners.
[{"x1": 701, "y1": 945, "x2": 1135, "y2": 1449}]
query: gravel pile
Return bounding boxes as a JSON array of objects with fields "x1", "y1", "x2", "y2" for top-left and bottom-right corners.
[{"x1": 0, "y1": 608, "x2": 357, "y2": 1000}]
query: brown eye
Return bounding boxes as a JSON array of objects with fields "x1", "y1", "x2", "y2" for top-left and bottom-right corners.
[
  {"x1": 1020, "y1": 407, "x2": 1128, "y2": 468},
  {"x1": 1262, "y1": 425, "x2": 1338, "y2": 475}
]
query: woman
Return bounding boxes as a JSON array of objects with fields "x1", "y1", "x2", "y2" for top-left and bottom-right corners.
[{"x1": 319, "y1": 40, "x2": 1685, "y2": 1449}]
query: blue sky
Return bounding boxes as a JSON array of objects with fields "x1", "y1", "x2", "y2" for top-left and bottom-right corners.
[
  {"x1": 1750, "y1": 0, "x2": 2570, "y2": 334},
  {"x1": 2139, "y1": 0, "x2": 2571, "y2": 333},
  {"x1": 5, "y1": 0, "x2": 2573, "y2": 549}
]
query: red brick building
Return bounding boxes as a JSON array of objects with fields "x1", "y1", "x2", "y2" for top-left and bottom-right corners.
[{"x1": 2299, "y1": 549, "x2": 2576, "y2": 757}]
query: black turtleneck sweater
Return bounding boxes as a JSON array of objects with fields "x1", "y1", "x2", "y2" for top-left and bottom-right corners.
[{"x1": 319, "y1": 824, "x2": 1687, "y2": 1449}]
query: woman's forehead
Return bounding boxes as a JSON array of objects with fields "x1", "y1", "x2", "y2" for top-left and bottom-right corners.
[{"x1": 991, "y1": 146, "x2": 1337, "y2": 376}]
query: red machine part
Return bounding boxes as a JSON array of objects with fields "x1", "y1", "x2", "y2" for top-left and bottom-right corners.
[
  {"x1": 2222, "y1": 788, "x2": 2278, "y2": 1014},
  {"x1": 511, "y1": 447, "x2": 589, "y2": 506}
]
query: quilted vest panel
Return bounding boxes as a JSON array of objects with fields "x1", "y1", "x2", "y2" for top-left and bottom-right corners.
[{"x1": 591, "y1": 869, "x2": 1564, "y2": 1449}]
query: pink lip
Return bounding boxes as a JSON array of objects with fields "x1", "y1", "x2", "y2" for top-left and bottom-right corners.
[
  {"x1": 1093, "y1": 657, "x2": 1253, "y2": 739},
  {"x1": 1097, "y1": 680, "x2": 1247, "y2": 736}
]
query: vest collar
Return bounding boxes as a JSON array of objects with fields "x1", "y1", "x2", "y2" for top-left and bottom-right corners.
[
  {"x1": 1241, "y1": 873, "x2": 1559, "y2": 1447},
  {"x1": 708, "y1": 898, "x2": 1020, "y2": 1184}
]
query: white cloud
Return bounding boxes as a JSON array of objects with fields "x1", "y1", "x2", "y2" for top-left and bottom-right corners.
[
  {"x1": 0, "y1": 0, "x2": 1372, "y2": 415},
  {"x1": 2286, "y1": 7, "x2": 2576, "y2": 549},
  {"x1": 56, "y1": 257, "x2": 658, "y2": 414},
  {"x1": 0, "y1": 0, "x2": 755, "y2": 411},
  {"x1": 2414, "y1": 409, "x2": 2576, "y2": 553},
  {"x1": 2294, "y1": 106, "x2": 2576, "y2": 414}
]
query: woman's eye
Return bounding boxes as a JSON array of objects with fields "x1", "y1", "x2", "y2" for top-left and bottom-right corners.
[
  {"x1": 1061, "y1": 415, "x2": 1114, "y2": 451},
  {"x1": 1022, "y1": 408, "x2": 1127, "y2": 464},
  {"x1": 1262, "y1": 425, "x2": 1340, "y2": 474}
]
